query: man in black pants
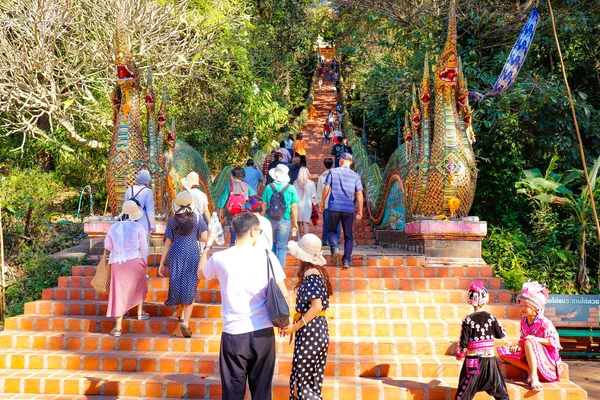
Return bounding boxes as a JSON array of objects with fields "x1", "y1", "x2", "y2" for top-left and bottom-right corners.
[
  {"x1": 319, "y1": 153, "x2": 364, "y2": 269},
  {"x1": 199, "y1": 213, "x2": 290, "y2": 399}
]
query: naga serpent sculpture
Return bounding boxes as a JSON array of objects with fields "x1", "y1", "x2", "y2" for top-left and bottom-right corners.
[
  {"x1": 354, "y1": 0, "x2": 477, "y2": 229},
  {"x1": 106, "y1": 9, "x2": 213, "y2": 218},
  {"x1": 106, "y1": 9, "x2": 148, "y2": 215}
]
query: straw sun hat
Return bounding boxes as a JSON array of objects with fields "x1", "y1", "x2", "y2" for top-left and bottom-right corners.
[
  {"x1": 181, "y1": 171, "x2": 200, "y2": 191},
  {"x1": 119, "y1": 200, "x2": 144, "y2": 221},
  {"x1": 287, "y1": 234, "x2": 326, "y2": 266},
  {"x1": 172, "y1": 191, "x2": 198, "y2": 215}
]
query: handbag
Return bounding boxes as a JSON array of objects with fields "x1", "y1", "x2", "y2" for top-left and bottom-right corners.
[
  {"x1": 265, "y1": 249, "x2": 290, "y2": 328},
  {"x1": 310, "y1": 204, "x2": 319, "y2": 226},
  {"x1": 91, "y1": 249, "x2": 111, "y2": 295}
]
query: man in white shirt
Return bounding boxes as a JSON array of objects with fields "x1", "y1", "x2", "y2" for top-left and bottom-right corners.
[{"x1": 198, "y1": 212, "x2": 289, "y2": 400}]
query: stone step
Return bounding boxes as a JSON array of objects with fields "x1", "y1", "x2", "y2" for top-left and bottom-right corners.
[
  {"x1": 0, "y1": 371, "x2": 586, "y2": 399},
  {"x1": 85, "y1": 252, "x2": 428, "y2": 269},
  {"x1": 3, "y1": 316, "x2": 523, "y2": 338},
  {"x1": 0, "y1": 330, "x2": 523, "y2": 358},
  {"x1": 56, "y1": 275, "x2": 505, "y2": 291},
  {"x1": 23, "y1": 300, "x2": 521, "y2": 320},
  {"x1": 42, "y1": 286, "x2": 512, "y2": 304},
  {"x1": 0, "y1": 349, "x2": 570, "y2": 381},
  {"x1": 69, "y1": 263, "x2": 497, "y2": 279}
]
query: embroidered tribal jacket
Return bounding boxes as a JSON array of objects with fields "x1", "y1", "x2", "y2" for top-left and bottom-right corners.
[{"x1": 457, "y1": 311, "x2": 506, "y2": 359}]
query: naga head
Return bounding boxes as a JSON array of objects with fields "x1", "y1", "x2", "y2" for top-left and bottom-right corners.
[
  {"x1": 114, "y1": 7, "x2": 138, "y2": 85},
  {"x1": 145, "y1": 67, "x2": 156, "y2": 114},
  {"x1": 456, "y1": 58, "x2": 474, "y2": 142},
  {"x1": 410, "y1": 84, "x2": 421, "y2": 128},
  {"x1": 111, "y1": 84, "x2": 121, "y2": 126},
  {"x1": 166, "y1": 116, "x2": 177, "y2": 148},
  {"x1": 158, "y1": 89, "x2": 167, "y2": 128},
  {"x1": 419, "y1": 56, "x2": 431, "y2": 106},
  {"x1": 114, "y1": 7, "x2": 138, "y2": 120},
  {"x1": 403, "y1": 111, "x2": 412, "y2": 144},
  {"x1": 456, "y1": 58, "x2": 469, "y2": 108},
  {"x1": 436, "y1": 0, "x2": 459, "y2": 88}
]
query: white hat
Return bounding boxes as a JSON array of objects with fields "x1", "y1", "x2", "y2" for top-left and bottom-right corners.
[
  {"x1": 287, "y1": 234, "x2": 326, "y2": 266},
  {"x1": 119, "y1": 200, "x2": 144, "y2": 221},
  {"x1": 181, "y1": 171, "x2": 200, "y2": 190},
  {"x1": 269, "y1": 164, "x2": 290, "y2": 183},
  {"x1": 172, "y1": 191, "x2": 198, "y2": 215}
]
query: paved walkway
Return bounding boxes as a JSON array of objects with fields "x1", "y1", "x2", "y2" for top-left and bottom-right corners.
[{"x1": 568, "y1": 360, "x2": 600, "y2": 398}]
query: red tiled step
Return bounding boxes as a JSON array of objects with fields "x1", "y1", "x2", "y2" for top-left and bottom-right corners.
[
  {"x1": 42, "y1": 286, "x2": 511, "y2": 304},
  {"x1": 23, "y1": 300, "x2": 522, "y2": 320},
  {"x1": 0, "y1": 330, "x2": 514, "y2": 357},
  {"x1": 55, "y1": 275, "x2": 504, "y2": 291},
  {"x1": 0, "y1": 371, "x2": 584, "y2": 399},
  {"x1": 3, "y1": 316, "x2": 524, "y2": 338},
  {"x1": 0, "y1": 349, "x2": 570, "y2": 381},
  {"x1": 69, "y1": 263, "x2": 496, "y2": 280}
]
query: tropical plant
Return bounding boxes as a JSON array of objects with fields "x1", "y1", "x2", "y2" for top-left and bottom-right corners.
[{"x1": 516, "y1": 155, "x2": 600, "y2": 292}]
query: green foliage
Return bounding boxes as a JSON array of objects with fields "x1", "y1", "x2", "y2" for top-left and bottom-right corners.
[
  {"x1": 4, "y1": 254, "x2": 85, "y2": 317},
  {"x1": 483, "y1": 226, "x2": 581, "y2": 295},
  {"x1": 334, "y1": 0, "x2": 600, "y2": 221},
  {"x1": 483, "y1": 156, "x2": 600, "y2": 294},
  {"x1": 0, "y1": 168, "x2": 84, "y2": 255},
  {"x1": 482, "y1": 227, "x2": 531, "y2": 293},
  {"x1": 333, "y1": 0, "x2": 600, "y2": 293},
  {"x1": 1, "y1": 167, "x2": 88, "y2": 319}
]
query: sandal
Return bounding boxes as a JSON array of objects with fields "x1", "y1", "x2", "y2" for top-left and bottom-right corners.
[
  {"x1": 180, "y1": 324, "x2": 192, "y2": 338},
  {"x1": 529, "y1": 379, "x2": 543, "y2": 391},
  {"x1": 170, "y1": 313, "x2": 182, "y2": 322},
  {"x1": 110, "y1": 328, "x2": 122, "y2": 337},
  {"x1": 137, "y1": 311, "x2": 149, "y2": 320}
]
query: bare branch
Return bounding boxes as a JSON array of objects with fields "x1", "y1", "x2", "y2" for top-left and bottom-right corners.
[{"x1": 0, "y1": 0, "x2": 248, "y2": 152}]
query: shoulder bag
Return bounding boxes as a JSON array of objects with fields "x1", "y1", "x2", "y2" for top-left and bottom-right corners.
[
  {"x1": 265, "y1": 249, "x2": 290, "y2": 328},
  {"x1": 91, "y1": 248, "x2": 111, "y2": 295}
]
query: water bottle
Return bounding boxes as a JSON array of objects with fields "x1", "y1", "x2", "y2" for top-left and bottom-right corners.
[
  {"x1": 210, "y1": 212, "x2": 225, "y2": 245},
  {"x1": 291, "y1": 227, "x2": 297, "y2": 237}
]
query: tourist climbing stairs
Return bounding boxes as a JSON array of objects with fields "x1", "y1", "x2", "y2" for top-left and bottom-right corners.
[
  {"x1": 0, "y1": 67, "x2": 587, "y2": 399},
  {"x1": 0, "y1": 255, "x2": 587, "y2": 399}
]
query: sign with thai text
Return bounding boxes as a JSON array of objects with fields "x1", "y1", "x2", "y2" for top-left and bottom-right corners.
[{"x1": 545, "y1": 295, "x2": 600, "y2": 327}]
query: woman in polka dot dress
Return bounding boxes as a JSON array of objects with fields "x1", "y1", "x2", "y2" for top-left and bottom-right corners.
[
  {"x1": 158, "y1": 191, "x2": 208, "y2": 337},
  {"x1": 281, "y1": 234, "x2": 332, "y2": 400}
]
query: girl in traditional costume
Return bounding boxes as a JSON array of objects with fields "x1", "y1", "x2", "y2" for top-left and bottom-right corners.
[
  {"x1": 454, "y1": 281, "x2": 509, "y2": 400},
  {"x1": 498, "y1": 281, "x2": 564, "y2": 391}
]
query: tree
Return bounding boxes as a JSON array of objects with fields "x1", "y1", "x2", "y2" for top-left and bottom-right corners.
[{"x1": 0, "y1": 0, "x2": 247, "y2": 152}]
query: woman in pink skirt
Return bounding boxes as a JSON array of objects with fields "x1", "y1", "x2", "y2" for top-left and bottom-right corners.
[
  {"x1": 498, "y1": 281, "x2": 564, "y2": 391},
  {"x1": 104, "y1": 200, "x2": 150, "y2": 337}
]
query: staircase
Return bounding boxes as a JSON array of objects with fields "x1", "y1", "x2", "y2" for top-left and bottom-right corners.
[
  {"x1": 0, "y1": 66, "x2": 587, "y2": 399},
  {"x1": 0, "y1": 255, "x2": 588, "y2": 399}
]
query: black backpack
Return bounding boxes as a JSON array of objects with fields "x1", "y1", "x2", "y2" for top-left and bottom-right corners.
[
  {"x1": 129, "y1": 186, "x2": 147, "y2": 208},
  {"x1": 265, "y1": 183, "x2": 290, "y2": 221}
]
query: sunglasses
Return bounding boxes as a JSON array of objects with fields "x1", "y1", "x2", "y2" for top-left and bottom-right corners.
[{"x1": 252, "y1": 227, "x2": 263, "y2": 235}]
